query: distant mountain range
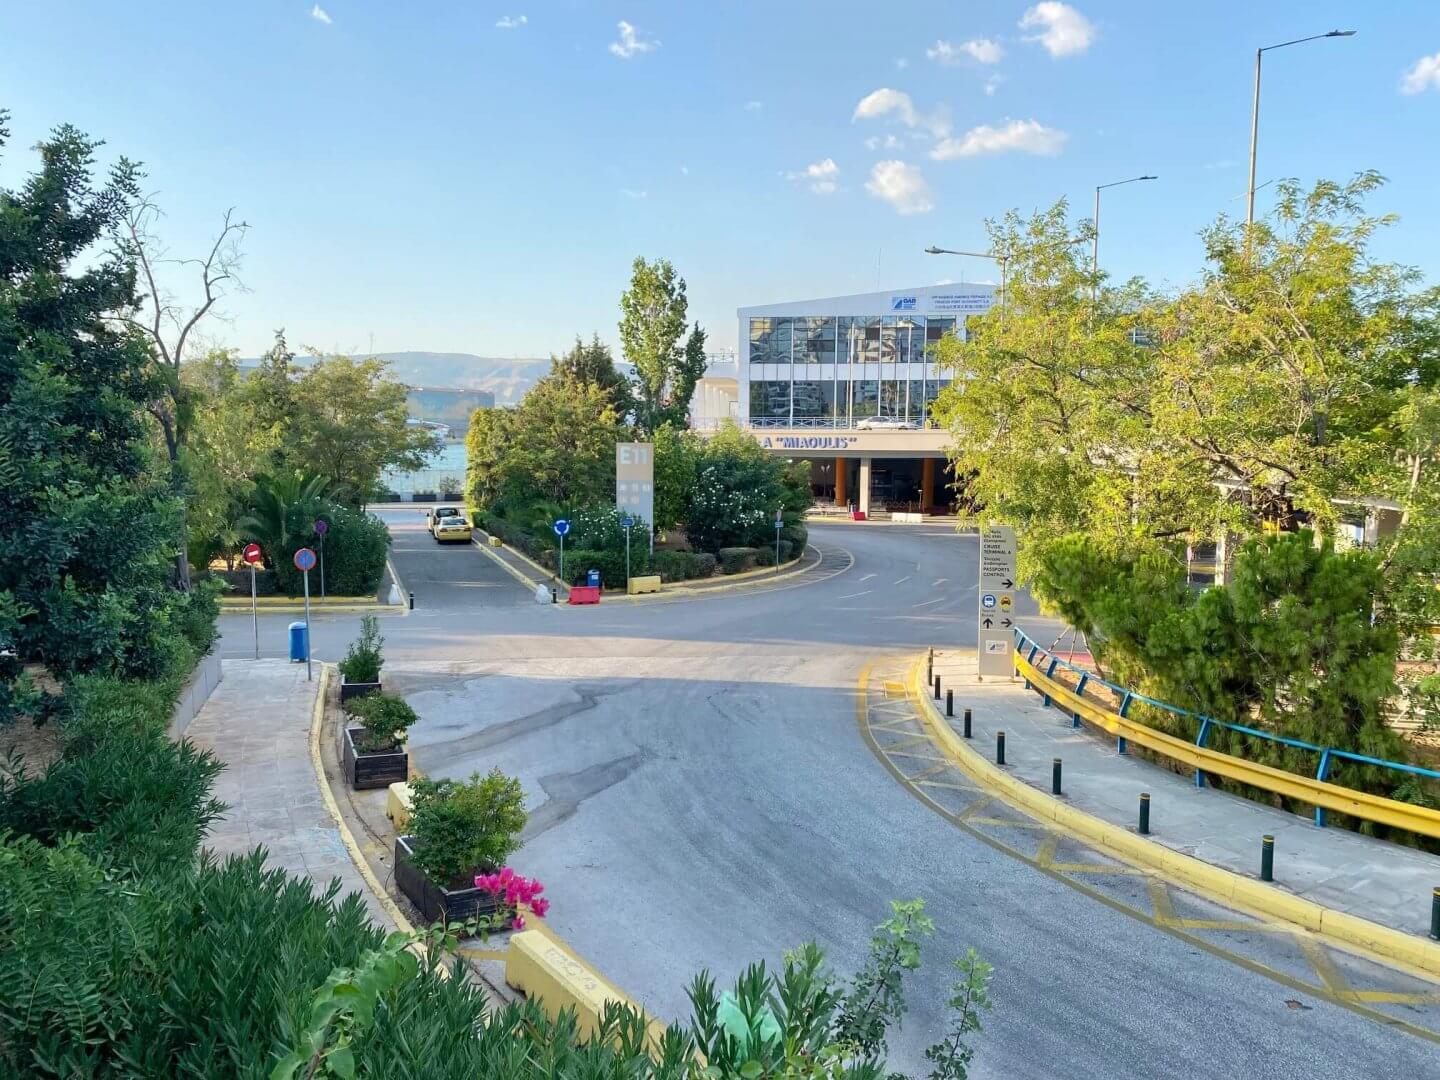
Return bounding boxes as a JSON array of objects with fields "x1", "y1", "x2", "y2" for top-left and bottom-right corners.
[
  {"x1": 238, "y1": 351, "x2": 553, "y2": 406},
  {"x1": 361, "y1": 352, "x2": 551, "y2": 405}
]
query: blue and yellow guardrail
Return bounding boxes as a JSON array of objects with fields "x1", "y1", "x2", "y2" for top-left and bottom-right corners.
[{"x1": 1012, "y1": 628, "x2": 1440, "y2": 842}]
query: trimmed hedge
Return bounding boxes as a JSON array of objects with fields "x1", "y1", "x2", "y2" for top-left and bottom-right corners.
[
  {"x1": 718, "y1": 547, "x2": 759, "y2": 574},
  {"x1": 476, "y1": 512, "x2": 551, "y2": 563},
  {"x1": 754, "y1": 540, "x2": 794, "y2": 567},
  {"x1": 651, "y1": 550, "x2": 719, "y2": 583},
  {"x1": 560, "y1": 547, "x2": 651, "y2": 588}
]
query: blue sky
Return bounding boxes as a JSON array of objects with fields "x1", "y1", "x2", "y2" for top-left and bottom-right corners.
[{"x1": 3, "y1": 2, "x2": 1439, "y2": 359}]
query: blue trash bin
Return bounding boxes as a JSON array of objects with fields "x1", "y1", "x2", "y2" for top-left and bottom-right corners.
[
  {"x1": 587, "y1": 568, "x2": 601, "y2": 589},
  {"x1": 288, "y1": 621, "x2": 309, "y2": 663}
]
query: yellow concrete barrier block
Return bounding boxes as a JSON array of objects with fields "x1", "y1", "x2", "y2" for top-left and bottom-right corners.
[
  {"x1": 386, "y1": 782, "x2": 413, "y2": 830},
  {"x1": 506, "y1": 930, "x2": 634, "y2": 1039},
  {"x1": 627, "y1": 575, "x2": 662, "y2": 595},
  {"x1": 489, "y1": 535, "x2": 504, "y2": 548}
]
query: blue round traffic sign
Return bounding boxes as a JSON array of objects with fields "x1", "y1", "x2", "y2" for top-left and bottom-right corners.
[
  {"x1": 620, "y1": 516, "x2": 634, "y2": 529},
  {"x1": 293, "y1": 547, "x2": 318, "y2": 572},
  {"x1": 553, "y1": 519, "x2": 570, "y2": 538},
  {"x1": 313, "y1": 518, "x2": 329, "y2": 536}
]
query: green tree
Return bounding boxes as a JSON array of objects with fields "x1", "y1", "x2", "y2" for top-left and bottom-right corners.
[
  {"x1": 287, "y1": 354, "x2": 442, "y2": 505},
  {"x1": 0, "y1": 115, "x2": 199, "y2": 721},
  {"x1": 618, "y1": 256, "x2": 707, "y2": 435},
  {"x1": 685, "y1": 421, "x2": 785, "y2": 553},
  {"x1": 652, "y1": 422, "x2": 701, "y2": 531},
  {"x1": 466, "y1": 378, "x2": 623, "y2": 512},
  {"x1": 545, "y1": 334, "x2": 633, "y2": 418}
]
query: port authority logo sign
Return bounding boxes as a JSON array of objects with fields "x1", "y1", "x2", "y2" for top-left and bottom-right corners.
[{"x1": 890, "y1": 295, "x2": 917, "y2": 311}]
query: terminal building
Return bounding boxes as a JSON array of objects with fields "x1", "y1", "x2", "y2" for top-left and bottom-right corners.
[{"x1": 692, "y1": 284, "x2": 996, "y2": 516}]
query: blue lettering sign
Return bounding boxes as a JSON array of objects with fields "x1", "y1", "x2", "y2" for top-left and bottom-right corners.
[{"x1": 890, "y1": 295, "x2": 917, "y2": 311}]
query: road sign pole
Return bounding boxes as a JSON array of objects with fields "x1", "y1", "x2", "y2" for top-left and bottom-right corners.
[
  {"x1": 303, "y1": 570, "x2": 312, "y2": 682},
  {"x1": 319, "y1": 536, "x2": 326, "y2": 600},
  {"x1": 250, "y1": 565, "x2": 259, "y2": 660},
  {"x1": 559, "y1": 534, "x2": 565, "y2": 585},
  {"x1": 625, "y1": 527, "x2": 631, "y2": 590}
]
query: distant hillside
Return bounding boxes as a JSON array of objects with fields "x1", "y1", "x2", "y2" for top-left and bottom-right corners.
[
  {"x1": 366, "y1": 352, "x2": 550, "y2": 405},
  {"x1": 237, "y1": 351, "x2": 552, "y2": 406}
]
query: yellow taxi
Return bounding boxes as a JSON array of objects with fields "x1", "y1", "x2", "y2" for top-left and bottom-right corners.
[{"x1": 428, "y1": 507, "x2": 472, "y2": 543}]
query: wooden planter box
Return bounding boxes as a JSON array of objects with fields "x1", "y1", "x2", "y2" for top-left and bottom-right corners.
[
  {"x1": 342, "y1": 726, "x2": 408, "y2": 790},
  {"x1": 339, "y1": 678, "x2": 381, "y2": 704},
  {"x1": 394, "y1": 836, "x2": 507, "y2": 925}
]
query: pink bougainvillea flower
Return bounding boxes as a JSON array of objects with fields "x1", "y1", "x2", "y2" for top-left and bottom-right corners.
[{"x1": 512, "y1": 915, "x2": 526, "y2": 931}]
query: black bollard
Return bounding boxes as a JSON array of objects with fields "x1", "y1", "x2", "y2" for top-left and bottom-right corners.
[
  {"x1": 996, "y1": 730, "x2": 1006, "y2": 765},
  {"x1": 934, "y1": 675, "x2": 942, "y2": 700},
  {"x1": 1432, "y1": 888, "x2": 1440, "y2": 942},
  {"x1": 1138, "y1": 792, "x2": 1150, "y2": 835},
  {"x1": 946, "y1": 689, "x2": 953, "y2": 717},
  {"x1": 1052, "y1": 758, "x2": 1062, "y2": 795},
  {"x1": 1261, "y1": 835, "x2": 1275, "y2": 882},
  {"x1": 408, "y1": 591, "x2": 415, "y2": 610},
  {"x1": 963, "y1": 708, "x2": 972, "y2": 739}
]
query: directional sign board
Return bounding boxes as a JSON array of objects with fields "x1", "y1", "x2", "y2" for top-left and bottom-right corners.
[
  {"x1": 621, "y1": 516, "x2": 634, "y2": 530},
  {"x1": 978, "y1": 525, "x2": 1016, "y2": 677}
]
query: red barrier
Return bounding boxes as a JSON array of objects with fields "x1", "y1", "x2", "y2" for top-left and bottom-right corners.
[
  {"x1": 568, "y1": 585, "x2": 601, "y2": 605},
  {"x1": 851, "y1": 511, "x2": 867, "y2": 521}
]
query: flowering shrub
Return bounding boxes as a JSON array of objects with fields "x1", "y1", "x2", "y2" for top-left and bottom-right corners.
[{"x1": 474, "y1": 867, "x2": 550, "y2": 930}]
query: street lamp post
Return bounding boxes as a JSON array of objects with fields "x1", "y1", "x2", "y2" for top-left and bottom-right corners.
[
  {"x1": 1092, "y1": 175, "x2": 1156, "y2": 302},
  {"x1": 923, "y1": 246, "x2": 1010, "y2": 322},
  {"x1": 1246, "y1": 29, "x2": 1356, "y2": 239}
]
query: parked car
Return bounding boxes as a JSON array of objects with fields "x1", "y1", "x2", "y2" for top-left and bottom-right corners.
[
  {"x1": 426, "y1": 505, "x2": 462, "y2": 536},
  {"x1": 433, "y1": 514, "x2": 473, "y2": 544},
  {"x1": 856, "y1": 416, "x2": 916, "y2": 431}
]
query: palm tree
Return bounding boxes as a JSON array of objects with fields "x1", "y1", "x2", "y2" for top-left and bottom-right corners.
[{"x1": 234, "y1": 473, "x2": 343, "y2": 566}]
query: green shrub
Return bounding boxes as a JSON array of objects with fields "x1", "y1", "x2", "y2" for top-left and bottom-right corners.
[
  {"x1": 754, "y1": 540, "x2": 794, "y2": 567},
  {"x1": 695, "y1": 552, "x2": 718, "y2": 577},
  {"x1": 718, "y1": 547, "x2": 759, "y2": 574},
  {"x1": 569, "y1": 503, "x2": 648, "y2": 553},
  {"x1": 407, "y1": 769, "x2": 527, "y2": 887},
  {"x1": 338, "y1": 615, "x2": 384, "y2": 684},
  {"x1": 272, "y1": 505, "x2": 391, "y2": 597},
  {"x1": 652, "y1": 550, "x2": 710, "y2": 582},
  {"x1": 476, "y1": 511, "x2": 551, "y2": 563},
  {"x1": 562, "y1": 547, "x2": 650, "y2": 588},
  {"x1": 345, "y1": 693, "x2": 416, "y2": 752},
  {"x1": 781, "y1": 522, "x2": 809, "y2": 554}
]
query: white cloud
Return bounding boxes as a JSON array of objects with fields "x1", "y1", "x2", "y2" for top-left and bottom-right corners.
[
  {"x1": 1401, "y1": 52, "x2": 1440, "y2": 94},
  {"x1": 309, "y1": 4, "x2": 331, "y2": 25},
  {"x1": 895, "y1": 57, "x2": 910, "y2": 69},
  {"x1": 852, "y1": 88, "x2": 949, "y2": 138},
  {"x1": 787, "y1": 158, "x2": 840, "y2": 194},
  {"x1": 1204, "y1": 159, "x2": 1236, "y2": 171},
  {"x1": 864, "y1": 134, "x2": 903, "y2": 151},
  {"x1": 609, "y1": 20, "x2": 658, "y2": 59},
  {"x1": 864, "y1": 160, "x2": 933, "y2": 215},
  {"x1": 621, "y1": 188, "x2": 648, "y2": 200},
  {"x1": 984, "y1": 75, "x2": 1003, "y2": 96},
  {"x1": 496, "y1": 15, "x2": 527, "y2": 29},
  {"x1": 680, "y1": 164, "x2": 689, "y2": 176},
  {"x1": 930, "y1": 119, "x2": 1068, "y2": 160},
  {"x1": 928, "y1": 38, "x2": 1004, "y2": 65},
  {"x1": 744, "y1": 100, "x2": 764, "y2": 111},
  {"x1": 1019, "y1": 3, "x2": 1094, "y2": 57}
]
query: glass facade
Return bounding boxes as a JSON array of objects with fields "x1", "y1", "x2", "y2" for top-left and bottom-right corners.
[{"x1": 745, "y1": 314, "x2": 959, "y2": 425}]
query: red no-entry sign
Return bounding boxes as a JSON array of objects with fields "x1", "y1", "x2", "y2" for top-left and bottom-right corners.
[{"x1": 243, "y1": 543, "x2": 263, "y2": 565}]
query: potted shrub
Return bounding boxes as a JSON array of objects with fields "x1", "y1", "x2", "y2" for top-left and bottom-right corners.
[
  {"x1": 341, "y1": 692, "x2": 415, "y2": 789},
  {"x1": 338, "y1": 615, "x2": 383, "y2": 703},
  {"x1": 395, "y1": 769, "x2": 527, "y2": 925}
]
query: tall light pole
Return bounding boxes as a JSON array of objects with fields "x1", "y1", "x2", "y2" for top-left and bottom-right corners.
[
  {"x1": 923, "y1": 246, "x2": 1009, "y2": 322},
  {"x1": 1246, "y1": 29, "x2": 1356, "y2": 238},
  {"x1": 1092, "y1": 175, "x2": 1156, "y2": 302}
]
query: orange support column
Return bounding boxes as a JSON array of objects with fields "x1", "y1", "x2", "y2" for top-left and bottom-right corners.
[
  {"x1": 921, "y1": 458, "x2": 936, "y2": 513},
  {"x1": 835, "y1": 457, "x2": 848, "y2": 507}
]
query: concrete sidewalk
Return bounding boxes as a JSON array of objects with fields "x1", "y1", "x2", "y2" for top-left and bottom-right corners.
[
  {"x1": 185, "y1": 658, "x2": 394, "y2": 928},
  {"x1": 931, "y1": 650, "x2": 1440, "y2": 942}
]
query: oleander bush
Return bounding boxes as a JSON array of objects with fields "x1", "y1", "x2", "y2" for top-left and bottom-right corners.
[{"x1": 718, "y1": 547, "x2": 759, "y2": 574}]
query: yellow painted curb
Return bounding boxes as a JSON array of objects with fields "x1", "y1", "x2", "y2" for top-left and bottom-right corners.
[
  {"x1": 906, "y1": 658, "x2": 1440, "y2": 981},
  {"x1": 308, "y1": 662, "x2": 416, "y2": 936}
]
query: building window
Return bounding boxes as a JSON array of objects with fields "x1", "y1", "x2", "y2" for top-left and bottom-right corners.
[
  {"x1": 897, "y1": 317, "x2": 924, "y2": 364},
  {"x1": 852, "y1": 380, "x2": 879, "y2": 418},
  {"x1": 798, "y1": 317, "x2": 836, "y2": 364},
  {"x1": 925, "y1": 317, "x2": 956, "y2": 346},
  {"x1": 792, "y1": 381, "x2": 823, "y2": 418},
  {"x1": 860, "y1": 317, "x2": 881, "y2": 363},
  {"x1": 769, "y1": 318, "x2": 793, "y2": 364},
  {"x1": 749, "y1": 380, "x2": 790, "y2": 419},
  {"x1": 879, "y1": 379, "x2": 904, "y2": 418},
  {"x1": 748, "y1": 318, "x2": 772, "y2": 364}
]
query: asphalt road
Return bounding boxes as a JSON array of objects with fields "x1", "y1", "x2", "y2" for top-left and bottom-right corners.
[{"x1": 219, "y1": 513, "x2": 1437, "y2": 1079}]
